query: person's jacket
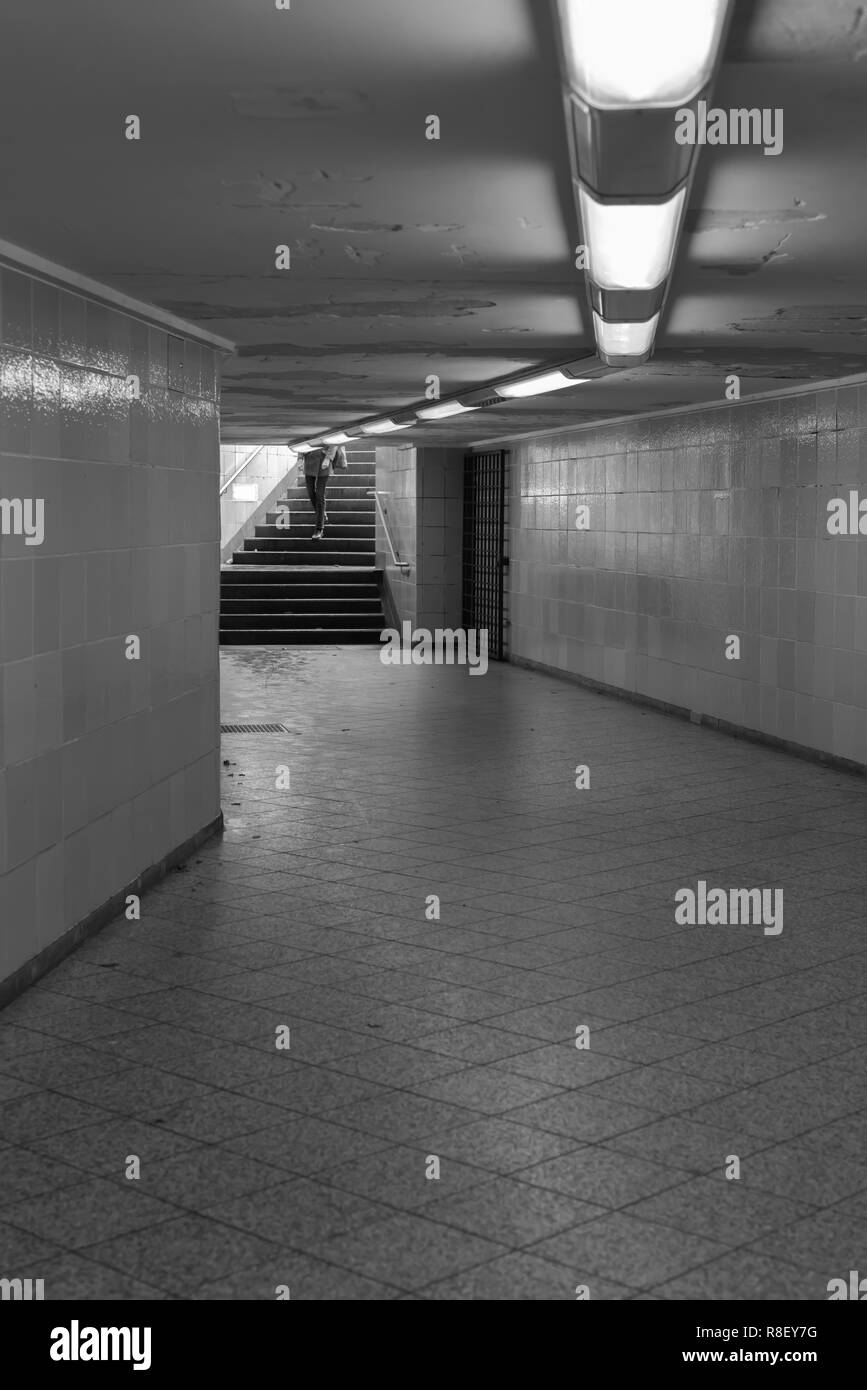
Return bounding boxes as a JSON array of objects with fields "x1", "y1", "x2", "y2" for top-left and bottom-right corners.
[{"x1": 303, "y1": 445, "x2": 347, "y2": 478}]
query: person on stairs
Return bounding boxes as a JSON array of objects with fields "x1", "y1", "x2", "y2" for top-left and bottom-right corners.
[{"x1": 302, "y1": 443, "x2": 347, "y2": 539}]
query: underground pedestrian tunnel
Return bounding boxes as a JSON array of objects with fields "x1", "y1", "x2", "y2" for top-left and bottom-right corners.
[{"x1": 0, "y1": 0, "x2": 866, "y2": 1304}]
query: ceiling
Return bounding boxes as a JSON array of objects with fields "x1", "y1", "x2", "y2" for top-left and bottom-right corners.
[{"x1": 1, "y1": 0, "x2": 866, "y2": 445}]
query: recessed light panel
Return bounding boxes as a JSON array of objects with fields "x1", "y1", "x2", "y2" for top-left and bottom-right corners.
[
  {"x1": 360, "y1": 419, "x2": 412, "y2": 434},
  {"x1": 557, "y1": 0, "x2": 729, "y2": 109},
  {"x1": 496, "y1": 370, "x2": 588, "y2": 399},
  {"x1": 579, "y1": 187, "x2": 685, "y2": 292},
  {"x1": 416, "y1": 401, "x2": 479, "y2": 420},
  {"x1": 592, "y1": 311, "x2": 659, "y2": 359}
]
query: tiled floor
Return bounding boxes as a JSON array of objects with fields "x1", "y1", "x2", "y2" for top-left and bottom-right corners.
[{"x1": 2, "y1": 645, "x2": 866, "y2": 1299}]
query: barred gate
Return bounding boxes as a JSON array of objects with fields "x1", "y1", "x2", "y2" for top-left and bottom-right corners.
[{"x1": 462, "y1": 450, "x2": 509, "y2": 660}]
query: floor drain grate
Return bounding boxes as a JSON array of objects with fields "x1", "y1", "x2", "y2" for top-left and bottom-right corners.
[{"x1": 221, "y1": 723, "x2": 291, "y2": 734}]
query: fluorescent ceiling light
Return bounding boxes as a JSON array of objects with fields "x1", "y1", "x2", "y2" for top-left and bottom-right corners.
[
  {"x1": 579, "y1": 188, "x2": 685, "y2": 291},
  {"x1": 360, "y1": 418, "x2": 412, "y2": 434},
  {"x1": 293, "y1": 443, "x2": 314, "y2": 453},
  {"x1": 557, "y1": 0, "x2": 729, "y2": 109},
  {"x1": 322, "y1": 432, "x2": 357, "y2": 444},
  {"x1": 593, "y1": 312, "x2": 659, "y2": 358},
  {"x1": 496, "y1": 370, "x2": 588, "y2": 399},
  {"x1": 416, "y1": 401, "x2": 479, "y2": 420}
]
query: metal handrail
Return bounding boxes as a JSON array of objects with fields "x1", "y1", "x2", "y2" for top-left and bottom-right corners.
[
  {"x1": 368, "y1": 489, "x2": 410, "y2": 572},
  {"x1": 219, "y1": 444, "x2": 268, "y2": 497}
]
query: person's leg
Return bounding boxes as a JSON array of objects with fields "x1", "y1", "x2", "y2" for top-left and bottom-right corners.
[
  {"x1": 321, "y1": 472, "x2": 331, "y2": 527},
  {"x1": 314, "y1": 474, "x2": 327, "y2": 533},
  {"x1": 305, "y1": 473, "x2": 318, "y2": 519}
]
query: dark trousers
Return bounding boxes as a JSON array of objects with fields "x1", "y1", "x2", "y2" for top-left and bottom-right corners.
[{"x1": 305, "y1": 471, "x2": 329, "y2": 530}]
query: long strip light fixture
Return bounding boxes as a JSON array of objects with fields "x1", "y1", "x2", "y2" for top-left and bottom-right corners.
[
  {"x1": 289, "y1": 358, "x2": 599, "y2": 451},
  {"x1": 553, "y1": 0, "x2": 732, "y2": 367}
]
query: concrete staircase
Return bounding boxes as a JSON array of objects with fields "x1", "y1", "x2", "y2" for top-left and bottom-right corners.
[{"x1": 220, "y1": 447, "x2": 385, "y2": 644}]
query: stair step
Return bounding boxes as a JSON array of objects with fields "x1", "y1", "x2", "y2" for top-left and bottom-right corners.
[
  {"x1": 290, "y1": 487, "x2": 375, "y2": 498},
  {"x1": 272, "y1": 505, "x2": 375, "y2": 518},
  {"x1": 222, "y1": 579, "x2": 375, "y2": 588},
  {"x1": 222, "y1": 586, "x2": 379, "y2": 597},
  {"x1": 270, "y1": 520, "x2": 375, "y2": 531},
  {"x1": 298, "y1": 467, "x2": 375, "y2": 474},
  {"x1": 219, "y1": 628, "x2": 384, "y2": 645},
  {"x1": 289, "y1": 498, "x2": 375, "y2": 508},
  {"x1": 221, "y1": 611, "x2": 383, "y2": 630},
  {"x1": 219, "y1": 567, "x2": 372, "y2": 578},
  {"x1": 222, "y1": 597, "x2": 382, "y2": 611},
  {"x1": 243, "y1": 536, "x2": 374, "y2": 553},
  {"x1": 231, "y1": 551, "x2": 376, "y2": 566},
  {"x1": 221, "y1": 565, "x2": 375, "y2": 578},
  {"x1": 257, "y1": 523, "x2": 375, "y2": 538}
]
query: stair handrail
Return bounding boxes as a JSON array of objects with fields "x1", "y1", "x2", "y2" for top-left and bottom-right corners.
[
  {"x1": 220, "y1": 443, "x2": 269, "y2": 497},
  {"x1": 368, "y1": 489, "x2": 411, "y2": 573},
  {"x1": 220, "y1": 448, "x2": 304, "y2": 564}
]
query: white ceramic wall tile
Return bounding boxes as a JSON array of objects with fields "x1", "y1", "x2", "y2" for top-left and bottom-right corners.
[
  {"x1": 508, "y1": 385, "x2": 867, "y2": 766},
  {"x1": 0, "y1": 266, "x2": 222, "y2": 986}
]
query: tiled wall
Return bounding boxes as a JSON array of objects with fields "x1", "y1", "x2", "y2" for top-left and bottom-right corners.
[
  {"x1": 509, "y1": 382, "x2": 867, "y2": 767},
  {"x1": 375, "y1": 445, "x2": 417, "y2": 625},
  {"x1": 220, "y1": 444, "x2": 298, "y2": 559},
  {"x1": 0, "y1": 265, "x2": 222, "y2": 988},
  {"x1": 375, "y1": 445, "x2": 463, "y2": 629},
  {"x1": 415, "y1": 448, "x2": 464, "y2": 631}
]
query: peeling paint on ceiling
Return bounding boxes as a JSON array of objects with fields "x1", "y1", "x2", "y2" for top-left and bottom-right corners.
[
  {"x1": 300, "y1": 169, "x2": 375, "y2": 183},
  {"x1": 730, "y1": 307, "x2": 867, "y2": 335},
  {"x1": 441, "y1": 244, "x2": 479, "y2": 264},
  {"x1": 309, "y1": 220, "x2": 464, "y2": 233},
  {"x1": 288, "y1": 239, "x2": 326, "y2": 261},
  {"x1": 229, "y1": 87, "x2": 374, "y2": 118},
  {"x1": 636, "y1": 348, "x2": 867, "y2": 376},
  {"x1": 687, "y1": 209, "x2": 827, "y2": 233},
  {"x1": 233, "y1": 369, "x2": 372, "y2": 383},
  {"x1": 313, "y1": 221, "x2": 405, "y2": 234},
  {"x1": 159, "y1": 298, "x2": 500, "y2": 320},
  {"x1": 237, "y1": 342, "x2": 537, "y2": 358},
  {"x1": 219, "y1": 174, "x2": 297, "y2": 207},
  {"x1": 698, "y1": 234, "x2": 793, "y2": 276},
  {"x1": 343, "y1": 245, "x2": 386, "y2": 265}
]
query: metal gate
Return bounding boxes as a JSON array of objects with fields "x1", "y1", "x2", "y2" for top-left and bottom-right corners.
[{"x1": 462, "y1": 450, "x2": 508, "y2": 660}]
